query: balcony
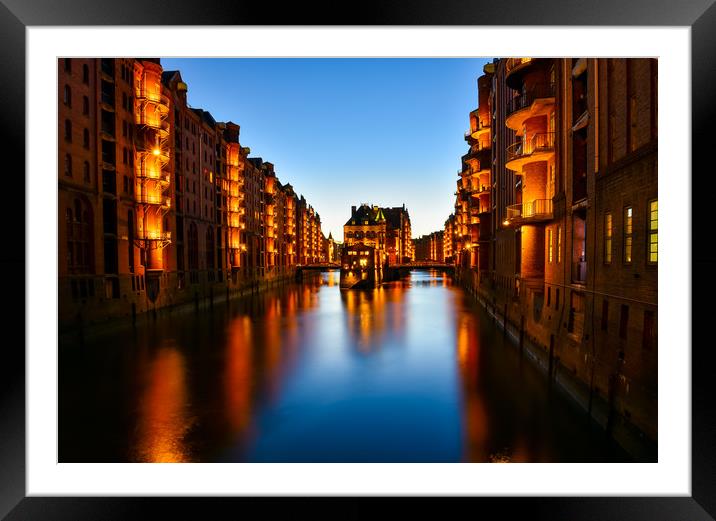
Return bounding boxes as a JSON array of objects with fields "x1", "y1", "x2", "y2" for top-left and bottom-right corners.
[
  {"x1": 505, "y1": 58, "x2": 535, "y2": 89},
  {"x1": 100, "y1": 59, "x2": 115, "y2": 80},
  {"x1": 136, "y1": 117, "x2": 170, "y2": 138},
  {"x1": 135, "y1": 141, "x2": 170, "y2": 163},
  {"x1": 505, "y1": 83, "x2": 555, "y2": 131},
  {"x1": 468, "y1": 185, "x2": 490, "y2": 198},
  {"x1": 137, "y1": 230, "x2": 171, "y2": 241},
  {"x1": 506, "y1": 199, "x2": 553, "y2": 224},
  {"x1": 135, "y1": 90, "x2": 170, "y2": 114},
  {"x1": 135, "y1": 165, "x2": 170, "y2": 184},
  {"x1": 505, "y1": 132, "x2": 555, "y2": 172},
  {"x1": 464, "y1": 118, "x2": 491, "y2": 144},
  {"x1": 463, "y1": 145, "x2": 491, "y2": 172},
  {"x1": 136, "y1": 194, "x2": 171, "y2": 209},
  {"x1": 100, "y1": 91, "x2": 115, "y2": 111}
]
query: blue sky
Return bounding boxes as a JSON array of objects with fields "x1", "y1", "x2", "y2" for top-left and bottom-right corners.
[{"x1": 161, "y1": 58, "x2": 491, "y2": 241}]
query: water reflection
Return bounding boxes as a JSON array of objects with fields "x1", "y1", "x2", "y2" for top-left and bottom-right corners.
[
  {"x1": 133, "y1": 344, "x2": 191, "y2": 462},
  {"x1": 59, "y1": 270, "x2": 630, "y2": 462}
]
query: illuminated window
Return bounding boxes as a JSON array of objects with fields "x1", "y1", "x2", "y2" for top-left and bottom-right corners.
[
  {"x1": 547, "y1": 229, "x2": 553, "y2": 263},
  {"x1": 557, "y1": 226, "x2": 562, "y2": 263},
  {"x1": 604, "y1": 213, "x2": 613, "y2": 264},
  {"x1": 623, "y1": 207, "x2": 633, "y2": 264},
  {"x1": 648, "y1": 199, "x2": 658, "y2": 264}
]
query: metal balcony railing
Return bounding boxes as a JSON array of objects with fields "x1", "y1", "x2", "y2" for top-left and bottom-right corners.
[
  {"x1": 506, "y1": 83, "x2": 555, "y2": 116},
  {"x1": 136, "y1": 194, "x2": 171, "y2": 208},
  {"x1": 506, "y1": 132, "x2": 555, "y2": 162},
  {"x1": 506, "y1": 199, "x2": 553, "y2": 222},
  {"x1": 135, "y1": 165, "x2": 170, "y2": 183},
  {"x1": 137, "y1": 230, "x2": 171, "y2": 241},
  {"x1": 135, "y1": 90, "x2": 170, "y2": 109}
]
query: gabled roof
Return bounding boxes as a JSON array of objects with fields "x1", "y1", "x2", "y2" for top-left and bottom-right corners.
[{"x1": 345, "y1": 204, "x2": 386, "y2": 226}]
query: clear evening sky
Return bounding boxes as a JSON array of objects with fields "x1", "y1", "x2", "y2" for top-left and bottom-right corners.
[{"x1": 161, "y1": 58, "x2": 492, "y2": 242}]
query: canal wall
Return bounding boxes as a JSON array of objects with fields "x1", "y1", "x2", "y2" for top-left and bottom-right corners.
[
  {"x1": 59, "y1": 269, "x2": 317, "y2": 345},
  {"x1": 455, "y1": 267, "x2": 657, "y2": 462}
]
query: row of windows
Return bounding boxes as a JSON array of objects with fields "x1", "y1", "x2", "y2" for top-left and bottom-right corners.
[
  {"x1": 63, "y1": 154, "x2": 91, "y2": 182},
  {"x1": 542, "y1": 200, "x2": 657, "y2": 267},
  {"x1": 63, "y1": 59, "x2": 90, "y2": 84},
  {"x1": 604, "y1": 200, "x2": 657, "y2": 265},
  {"x1": 63, "y1": 119, "x2": 91, "y2": 148},
  {"x1": 63, "y1": 85, "x2": 91, "y2": 116}
]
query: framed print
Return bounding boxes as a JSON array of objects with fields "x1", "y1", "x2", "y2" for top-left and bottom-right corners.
[{"x1": 2, "y1": 0, "x2": 713, "y2": 518}]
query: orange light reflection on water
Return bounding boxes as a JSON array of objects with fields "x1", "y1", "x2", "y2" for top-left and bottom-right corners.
[{"x1": 134, "y1": 346, "x2": 191, "y2": 462}]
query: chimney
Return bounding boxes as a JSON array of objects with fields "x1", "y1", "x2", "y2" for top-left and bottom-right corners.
[{"x1": 351, "y1": 205, "x2": 356, "y2": 217}]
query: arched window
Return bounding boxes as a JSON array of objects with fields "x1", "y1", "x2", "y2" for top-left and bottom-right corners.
[
  {"x1": 82, "y1": 63, "x2": 89, "y2": 84},
  {"x1": 65, "y1": 119, "x2": 72, "y2": 142},
  {"x1": 83, "y1": 161, "x2": 90, "y2": 182},
  {"x1": 64, "y1": 154, "x2": 72, "y2": 177},
  {"x1": 64, "y1": 85, "x2": 72, "y2": 107},
  {"x1": 83, "y1": 128, "x2": 90, "y2": 149}
]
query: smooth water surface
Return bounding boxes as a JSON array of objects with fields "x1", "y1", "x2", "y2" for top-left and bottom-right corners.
[{"x1": 59, "y1": 270, "x2": 629, "y2": 462}]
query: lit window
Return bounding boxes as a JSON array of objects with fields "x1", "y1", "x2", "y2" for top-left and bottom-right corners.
[
  {"x1": 604, "y1": 213, "x2": 612, "y2": 264},
  {"x1": 547, "y1": 229, "x2": 553, "y2": 263},
  {"x1": 648, "y1": 200, "x2": 658, "y2": 264},
  {"x1": 557, "y1": 226, "x2": 562, "y2": 263},
  {"x1": 624, "y1": 207, "x2": 633, "y2": 264}
]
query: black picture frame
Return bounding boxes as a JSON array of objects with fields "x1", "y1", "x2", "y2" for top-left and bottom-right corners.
[{"x1": 1, "y1": 0, "x2": 711, "y2": 518}]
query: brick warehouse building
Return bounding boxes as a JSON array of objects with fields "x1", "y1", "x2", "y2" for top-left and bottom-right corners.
[
  {"x1": 445, "y1": 58, "x2": 657, "y2": 458},
  {"x1": 413, "y1": 231, "x2": 444, "y2": 262},
  {"x1": 58, "y1": 58, "x2": 324, "y2": 331},
  {"x1": 343, "y1": 203, "x2": 412, "y2": 264}
]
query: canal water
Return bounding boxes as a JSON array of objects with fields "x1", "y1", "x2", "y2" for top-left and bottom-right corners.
[{"x1": 59, "y1": 270, "x2": 630, "y2": 462}]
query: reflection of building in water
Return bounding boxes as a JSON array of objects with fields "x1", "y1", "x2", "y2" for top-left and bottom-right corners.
[
  {"x1": 340, "y1": 243, "x2": 383, "y2": 289},
  {"x1": 224, "y1": 316, "x2": 253, "y2": 435},
  {"x1": 455, "y1": 312, "x2": 488, "y2": 461},
  {"x1": 341, "y1": 289, "x2": 387, "y2": 353},
  {"x1": 323, "y1": 269, "x2": 339, "y2": 287},
  {"x1": 134, "y1": 345, "x2": 191, "y2": 462}
]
